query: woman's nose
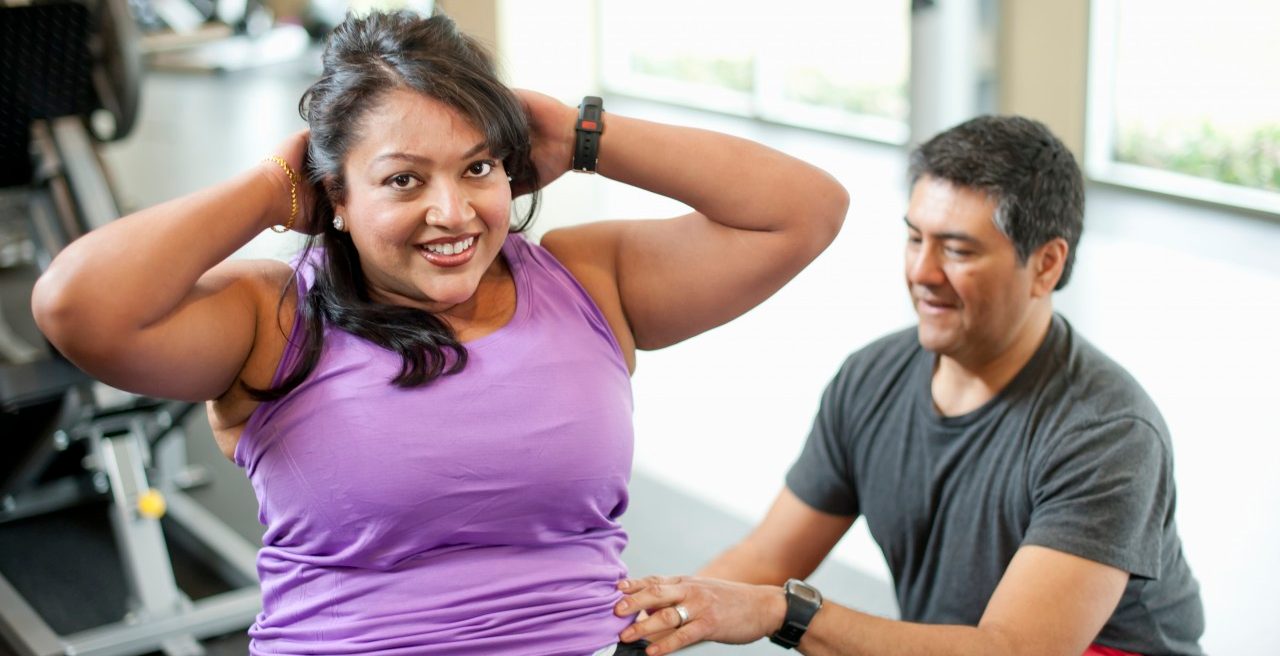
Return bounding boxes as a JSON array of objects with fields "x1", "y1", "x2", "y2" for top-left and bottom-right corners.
[{"x1": 424, "y1": 180, "x2": 473, "y2": 228}]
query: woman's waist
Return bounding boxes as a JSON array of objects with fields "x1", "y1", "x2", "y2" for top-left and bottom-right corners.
[
  {"x1": 253, "y1": 542, "x2": 631, "y2": 653},
  {"x1": 258, "y1": 539, "x2": 627, "y2": 614}
]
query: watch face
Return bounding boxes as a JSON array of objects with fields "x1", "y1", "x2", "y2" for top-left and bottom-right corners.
[{"x1": 787, "y1": 580, "x2": 822, "y2": 604}]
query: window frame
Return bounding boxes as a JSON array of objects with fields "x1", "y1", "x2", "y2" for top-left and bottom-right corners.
[
  {"x1": 596, "y1": 0, "x2": 910, "y2": 146},
  {"x1": 1084, "y1": 0, "x2": 1280, "y2": 217}
]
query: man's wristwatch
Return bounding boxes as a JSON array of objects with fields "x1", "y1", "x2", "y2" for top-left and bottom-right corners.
[
  {"x1": 571, "y1": 95, "x2": 604, "y2": 173},
  {"x1": 769, "y1": 579, "x2": 823, "y2": 649}
]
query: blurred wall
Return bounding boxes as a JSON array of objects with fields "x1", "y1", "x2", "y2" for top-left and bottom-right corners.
[
  {"x1": 436, "y1": 0, "x2": 497, "y2": 51},
  {"x1": 999, "y1": 0, "x2": 1090, "y2": 157}
]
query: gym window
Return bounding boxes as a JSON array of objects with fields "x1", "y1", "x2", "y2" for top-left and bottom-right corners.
[
  {"x1": 598, "y1": 0, "x2": 911, "y2": 144},
  {"x1": 1086, "y1": 0, "x2": 1280, "y2": 216}
]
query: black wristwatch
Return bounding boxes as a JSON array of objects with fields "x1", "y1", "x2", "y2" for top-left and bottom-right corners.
[
  {"x1": 571, "y1": 95, "x2": 604, "y2": 173},
  {"x1": 769, "y1": 579, "x2": 823, "y2": 649}
]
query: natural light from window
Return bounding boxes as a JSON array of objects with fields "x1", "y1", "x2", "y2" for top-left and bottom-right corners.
[
  {"x1": 1089, "y1": 0, "x2": 1279, "y2": 213},
  {"x1": 599, "y1": 0, "x2": 910, "y2": 144}
]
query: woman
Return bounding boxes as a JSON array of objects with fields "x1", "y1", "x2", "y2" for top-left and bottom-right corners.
[{"x1": 32, "y1": 10, "x2": 847, "y2": 655}]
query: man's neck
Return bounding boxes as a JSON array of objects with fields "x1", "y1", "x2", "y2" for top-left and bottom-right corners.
[{"x1": 931, "y1": 307, "x2": 1054, "y2": 417}]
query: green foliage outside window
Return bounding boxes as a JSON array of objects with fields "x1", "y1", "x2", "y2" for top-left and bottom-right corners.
[
  {"x1": 627, "y1": 57, "x2": 908, "y2": 126},
  {"x1": 1116, "y1": 122, "x2": 1280, "y2": 192},
  {"x1": 784, "y1": 69, "x2": 908, "y2": 122},
  {"x1": 631, "y1": 55, "x2": 754, "y2": 93}
]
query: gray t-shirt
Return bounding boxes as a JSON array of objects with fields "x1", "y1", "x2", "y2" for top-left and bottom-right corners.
[{"x1": 787, "y1": 315, "x2": 1203, "y2": 654}]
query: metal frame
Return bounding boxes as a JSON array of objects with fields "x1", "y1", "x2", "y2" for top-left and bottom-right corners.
[
  {"x1": 0, "y1": 411, "x2": 261, "y2": 656},
  {"x1": 0, "y1": 9, "x2": 262, "y2": 645}
]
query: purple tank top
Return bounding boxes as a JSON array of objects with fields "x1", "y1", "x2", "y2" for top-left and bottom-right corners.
[{"x1": 235, "y1": 234, "x2": 634, "y2": 655}]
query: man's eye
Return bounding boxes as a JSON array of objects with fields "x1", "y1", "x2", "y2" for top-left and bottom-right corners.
[
  {"x1": 946, "y1": 248, "x2": 972, "y2": 257},
  {"x1": 465, "y1": 161, "x2": 494, "y2": 177}
]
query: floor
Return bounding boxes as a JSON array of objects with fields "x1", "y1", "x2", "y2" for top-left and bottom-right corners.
[{"x1": 3, "y1": 43, "x2": 1279, "y2": 654}]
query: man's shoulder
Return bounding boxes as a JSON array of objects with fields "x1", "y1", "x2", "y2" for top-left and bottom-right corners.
[
  {"x1": 835, "y1": 324, "x2": 922, "y2": 378},
  {"x1": 853, "y1": 324, "x2": 921, "y2": 361},
  {"x1": 1037, "y1": 316, "x2": 1167, "y2": 433},
  {"x1": 822, "y1": 325, "x2": 924, "y2": 408}
]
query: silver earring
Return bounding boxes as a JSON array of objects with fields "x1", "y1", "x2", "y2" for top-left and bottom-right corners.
[{"x1": 333, "y1": 215, "x2": 345, "y2": 231}]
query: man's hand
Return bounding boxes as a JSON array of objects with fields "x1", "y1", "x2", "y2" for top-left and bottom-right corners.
[{"x1": 615, "y1": 575, "x2": 787, "y2": 656}]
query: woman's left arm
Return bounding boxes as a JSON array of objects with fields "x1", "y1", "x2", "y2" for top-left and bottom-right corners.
[{"x1": 530, "y1": 92, "x2": 849, "y2": 355}]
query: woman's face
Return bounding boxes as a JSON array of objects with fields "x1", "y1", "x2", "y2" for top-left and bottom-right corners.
[{"x1": 335, "y1": 88, "x2": 512, "y2": 316}]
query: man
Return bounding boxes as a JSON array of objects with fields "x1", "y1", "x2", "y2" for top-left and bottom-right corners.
[{"x1": 614, "y1": 116, "x2": 1203, "y2": 656}]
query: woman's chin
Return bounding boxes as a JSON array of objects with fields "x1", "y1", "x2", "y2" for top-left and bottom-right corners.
[{"x1": 418, "y1": 282, "x2": 483, "y2": 310}]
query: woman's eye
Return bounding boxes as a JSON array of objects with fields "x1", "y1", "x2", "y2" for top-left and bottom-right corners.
[
  {"x1": 465, "y1": 161, "x2": 494, "y2": 177},
  {"x1": 389, "y1": 174, "x2": 420, "y2": 189}
]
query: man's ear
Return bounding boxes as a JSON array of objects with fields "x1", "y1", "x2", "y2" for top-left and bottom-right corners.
[{"x1": 1030, "y1": 238, "x2": 1068, "y2": 297}]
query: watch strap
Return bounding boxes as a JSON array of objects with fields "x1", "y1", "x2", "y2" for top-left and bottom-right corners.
[
  {"x1": 768, "y1": 579, "x2": 822, "y2": 649},
  {"x1": 571, "y1": 95, "x2": 604, "y2": 173}
]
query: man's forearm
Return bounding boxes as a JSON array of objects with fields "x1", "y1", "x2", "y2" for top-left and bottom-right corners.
[
  {"x1": 799, "y1": 602, "x2": 1015, "y2": 656},
  {"x1": 699, "y1": 487, "x2": 853, "y2": 584},
  {"x1": 698, "y1": 542, "x2": 795, "y2": 584},
  {"x1": 615, "y1": 577, "x2": 1020, "y2": 656}
]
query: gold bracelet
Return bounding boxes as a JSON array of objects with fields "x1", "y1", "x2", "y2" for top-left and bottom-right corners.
[{"x1": 264, "y1": 156, "x2": 299, "y2": 233}]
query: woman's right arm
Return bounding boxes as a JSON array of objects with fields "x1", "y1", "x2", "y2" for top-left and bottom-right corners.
[{"x1": 31, "y1": 132, "x2": 310, "y2": 402}]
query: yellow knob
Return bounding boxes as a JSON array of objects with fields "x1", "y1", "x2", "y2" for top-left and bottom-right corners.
[{"x1": 137, "y1": 489, "x2": 167, "y2": 519}]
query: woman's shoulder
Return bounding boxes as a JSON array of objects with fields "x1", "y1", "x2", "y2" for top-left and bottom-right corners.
[
  {"x1": 201, "y1": 257, "x2": 299, "y2": 345},
  {"x1": 219, "y1": 255, "x2": 301, "y2": 350},
  {"x1": 206, "y1": 257, "x2": 301, "y2": 453},
  {"x1": 534, "y1": 224, "x2": 627, "y2": 289},
  {"x1": 208, "y1": 256, "x2": 296, "y2": 291},
  {"x1": 538, "y1": 221, "x2": 618, "y2": 255},
  {"x1": 532, "y1": 227, "x2": 636, "y2": 370}
]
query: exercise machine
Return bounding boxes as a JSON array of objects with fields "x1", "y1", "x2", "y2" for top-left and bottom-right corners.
[{"x1": 0, "y1": 1, "x2": 260, "y2": 653}]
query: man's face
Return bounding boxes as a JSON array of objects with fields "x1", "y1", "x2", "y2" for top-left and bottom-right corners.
[{"x1": 904, "y1": 176, "x2": 1040, "y2": 365}]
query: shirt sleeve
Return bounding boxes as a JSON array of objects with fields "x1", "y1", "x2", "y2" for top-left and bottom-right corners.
[
  {"x1": 785, "y1": 362, "x2": 860, "y2": 517},
  {"x1": 1024, "y1": 416, "x2": 1173, "y2": 579}
]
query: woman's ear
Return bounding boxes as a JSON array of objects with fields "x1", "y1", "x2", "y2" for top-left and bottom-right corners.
[
  {"x1": 1030, "y1": 238, "x2": 1069, "y2": 297},
  {"x1": 323, "y1": 177, "x2": 346, "y2": 216}
]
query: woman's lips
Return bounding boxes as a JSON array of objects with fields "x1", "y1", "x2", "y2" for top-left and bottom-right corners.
[{"x1": 417, "y1": 235, "x2": 478, "y2": 268}]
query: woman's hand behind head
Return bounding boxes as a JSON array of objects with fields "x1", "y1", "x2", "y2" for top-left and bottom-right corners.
[
  {"x1": 510, "y1": 89, "x2": 576, "y2": 197},
  {"x1": 263, "y1": 128, "x2": 325, "y2": 234}
]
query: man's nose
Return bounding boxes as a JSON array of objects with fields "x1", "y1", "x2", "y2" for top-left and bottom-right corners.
[{"x1": 906, "y1": 244, "x2": 946, "y2": 287}]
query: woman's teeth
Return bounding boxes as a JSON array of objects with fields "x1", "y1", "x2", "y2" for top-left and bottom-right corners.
[{"x1": 423, "y1": 237, "x2": 475, "y2": 255}]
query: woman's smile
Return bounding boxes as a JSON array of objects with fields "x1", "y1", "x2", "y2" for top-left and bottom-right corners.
[{"x1": 417, "y1": 234, "x2": 479, "y2": 267}]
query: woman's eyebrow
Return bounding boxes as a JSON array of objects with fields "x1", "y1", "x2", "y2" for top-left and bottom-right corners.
[{"x1": 371, "y1": 142, "x2": 489, "y2": 166}]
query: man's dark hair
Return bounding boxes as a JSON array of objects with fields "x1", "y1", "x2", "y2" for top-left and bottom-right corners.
[
  {"x1": 907, "y1": 115, "x2": 1083, "y2": 290},
  {"x1": 248, "y1": 10, "x2": 539, "y2": 401}
]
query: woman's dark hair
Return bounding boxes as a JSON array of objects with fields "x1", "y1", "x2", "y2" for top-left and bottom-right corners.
[
  {"x1": 247, "y1": 10, "x2": 539, "y2": 401},
  {"x1": 908, "y1": 115, "x2": 1084, "y2": 290}
]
